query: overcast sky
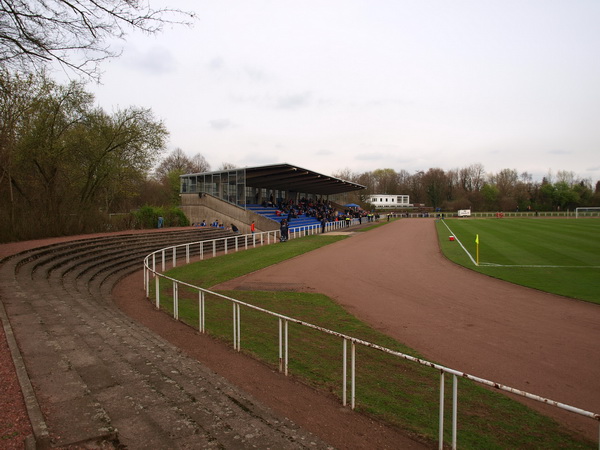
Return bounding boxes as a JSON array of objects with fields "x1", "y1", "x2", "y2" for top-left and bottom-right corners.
[{"x1": 78, "y1": 1, "x2": 599, "y2": 183}]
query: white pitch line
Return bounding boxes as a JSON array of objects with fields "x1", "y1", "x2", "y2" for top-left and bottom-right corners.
[
  {"x1": 439, "y1": 219, "x2": 478, "y2": 266},
  {"x1": 479, "y1": 263, "x2": 600, "y2": 269}
]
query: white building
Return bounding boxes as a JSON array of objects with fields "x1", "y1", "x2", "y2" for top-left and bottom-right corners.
[{"x1": 366, "y1": 194, "x2": 411, "y2": 209}]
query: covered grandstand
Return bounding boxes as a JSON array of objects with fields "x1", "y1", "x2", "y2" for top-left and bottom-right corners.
[
  {"x1": 179, "y1": 163, "x2": 366, "y2": 234},
  {"x1": 180, "y1": 163, "x2": 365, "y2": 206}
]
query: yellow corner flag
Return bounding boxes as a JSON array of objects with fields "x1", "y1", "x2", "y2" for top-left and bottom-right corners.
[
  {"x1": 475, "y1": 234, "x2": 479, "y2": 244},
  {"x1": 475, "y1": 234, "x2": 480, "y2": 265}
]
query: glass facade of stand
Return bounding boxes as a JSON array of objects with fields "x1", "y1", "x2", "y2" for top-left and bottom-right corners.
[
  {"x1": 181, "y1": 170, "x2": 308, "y2": 208},
  {"x1": 181, "y1": 169, "x2": 248, "y2": 206}
]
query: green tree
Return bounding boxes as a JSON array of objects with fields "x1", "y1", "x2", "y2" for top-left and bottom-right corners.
[
  {"x1": 481, "y1": 183, "x2": 499, "y2": 211},
  {"x1": 423, "y1": 168, "x2": 447, "y2": 209},
  {"x1": 539, "y1": 181, "x2": 556, "y2": 210},
  {"x1": 553, "y1": 181, "x2": 579, "y2": 211},
  {"x1": 0, "y1": 71, "x2": 168, "y2": 241},
  {"x1": 0, "y1": 70, "x2": 52, "y2": 229},
  {"x1": 572, "y1": 181, "x2": 593, "y2": 206}
]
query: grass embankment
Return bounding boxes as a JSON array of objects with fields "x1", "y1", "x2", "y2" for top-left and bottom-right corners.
[
  {"x1": 154, "y1": 231, "x2": 594, "y2": 449},
  {"x1": 436, "y1": 218, "x2": 600, "y2": 304}
]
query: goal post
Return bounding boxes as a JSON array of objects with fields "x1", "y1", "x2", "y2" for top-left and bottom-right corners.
[{"x1": 575, "y1": 207, "x2": 600, "y2": 218}]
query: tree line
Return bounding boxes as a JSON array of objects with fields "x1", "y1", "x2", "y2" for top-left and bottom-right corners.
[
  {"x1": 1, "y1": 2, "x2": 598, "y2": 241},
  {"x1": 0, "y1": 0, "x2": 196, "y2": 242},
  {"x1": 336, "y1": 166, "x2": 600, "y2": 213},
  {"x1": 0, "y1": 69, "x2": 242, "y2": 242},
  {"x1": 2, "y1": 70, "x2": 598, "y2": 243}
]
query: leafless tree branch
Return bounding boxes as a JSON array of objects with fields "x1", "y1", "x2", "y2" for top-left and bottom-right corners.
[{"x1": 0, "y1": 0, "x2": 195, "y2": 80}]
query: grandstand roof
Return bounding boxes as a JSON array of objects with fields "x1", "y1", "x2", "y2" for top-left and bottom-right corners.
[
  {"x1": 183, "y1": 163, "x2": 365, "y2": 196},
  {"x1": 244, "y1": 163, "x2": 365, "y2": 195}
]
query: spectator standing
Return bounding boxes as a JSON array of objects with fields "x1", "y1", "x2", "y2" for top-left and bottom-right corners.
[{"x1": 280, "y1": 219, "x2": 289, "y2": 242}]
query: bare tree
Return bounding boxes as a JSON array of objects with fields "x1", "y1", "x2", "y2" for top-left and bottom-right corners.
[
  {"x1": 555, "y1": 170, "x2": 576, "y2": 186},
  {"x1": 0, "y1": 0, "x2": 194, "y2": 79},
  {"x1": 491, "y1": 168, "x2": 519, "y2": 197},
  {"x1": 190, "y1": 153, "x2": 210, "y2": 173},
  {"x1": 218, "y1": 162, "x2": 237, "y2": 171},
  {"x1": 332, "y1": 168, "x2": 356, "y2": 182},
  {"x1": 154, "y1": 148, "x2": 192, "y2": 181},
  {"x1": 372, "y1": 168, "x2": 398, "y2": 194}
]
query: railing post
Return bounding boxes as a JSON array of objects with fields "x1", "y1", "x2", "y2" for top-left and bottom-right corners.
[
  {"x1": 279, "y1": 318, "x2": 283, "y2": 373},
  {"x1": 146, "y1": 268, "x2": 150, "y2": 298},
  {"x1": 161, "y1": 250, "x2": 165, "y2": 272},
  {"x1": 439, "y1": 371, "x2": 445, "y2": 450},
  {"x1": 284, "y1": 319, "x2": 289, "y2": 376},
  {"x1": 173, "y1": 281, "x2": 179, "y2": 320},
  {"x1": 452, "y1": 374, "x2": 458, "y2": 450},
  {"x1": 343, "y1": 338, "x2": 347, "y2": 406},
  {"x1": 212, "y1": 240, "x2": 216, "y2": 257},
  {"x1": 224, "y1": 237, "x2": 228, "y2": 255},
  {"x1": 237, "y1": 303, "x2": 241, "y2": 350},
  {"x1": 186, "y1": 244, "x2": 190, "y2": 264},
  {"x1": 351, "y1": 341, "x2": 356, "y2": 410},
  {"x1": 232, "y1": 303, "x2": 240, "y2": 351},
  {"x1": 155, "y1": 276, "x2": 160, "y2": 309},
  {"x1": 172, "y1": 247, "x2": 177, "y2": 268},
  {"x1": 199, "y1": 290, "x2": 205, "y2": 333},
  {"x1": 143, "y1": 263, "x2": 147, "y2": 297},
  {"x1": 152, "y1": 253, "x2": 156, "y2": 276},
  {"x1": 233, "y1": 302, "x2": 237, "y2": 350},
  {"x1": 199, "y1": 242, "x2": 204, "y2": 260}
]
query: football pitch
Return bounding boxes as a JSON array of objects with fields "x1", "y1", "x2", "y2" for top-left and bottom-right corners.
[{"x1": 435, "y1": 218, "x2": 600, "y2": 304}]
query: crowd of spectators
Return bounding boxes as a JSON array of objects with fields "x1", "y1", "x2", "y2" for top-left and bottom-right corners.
[
  {"x1": 262, "y1": 196, "x2": 381, "y2": 229},
  {"x1": 263, "y1": 196, "x2": 337, "y2": 224},
  {"x1": 190, "y1": 197, "x2": 379, "y2": 236},
  {"x1": 191, "y1": 219, "x2": 240, "y2": 233}
]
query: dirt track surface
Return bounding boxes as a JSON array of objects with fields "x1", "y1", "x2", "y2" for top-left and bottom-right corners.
[{"x1": 216, "y1": 218, "x2": 600, "y2": 440}]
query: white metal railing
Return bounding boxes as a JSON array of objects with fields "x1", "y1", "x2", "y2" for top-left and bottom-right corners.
[
  {"x1": 142, "y1": 231, "x2": 600, "y2": 450},
  {"x1": 289, "y1": 217, "x2": 361, "y2": 236}
]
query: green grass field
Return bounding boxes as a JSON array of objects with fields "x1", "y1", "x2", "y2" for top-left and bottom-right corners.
[
  {"x1": 153, "y1": 232, "x2": 595, "y2": 449},
  {"x1": 436, "y1": 218, "x2": 600, "y2": 304}
]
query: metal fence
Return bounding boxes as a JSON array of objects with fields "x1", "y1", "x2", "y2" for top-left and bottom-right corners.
[
  {"x1": 143, "y1": 229, "x2": 599, "y2": 449},
  {"x1": 388, "y1": 211, "x2": 595, "y2": 219}
]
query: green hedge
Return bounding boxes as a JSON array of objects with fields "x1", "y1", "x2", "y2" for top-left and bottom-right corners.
[{"x1": 133, "y1": 206, "x2": 189, "y2": 229}]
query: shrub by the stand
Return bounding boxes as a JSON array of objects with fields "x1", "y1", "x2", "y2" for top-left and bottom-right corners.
[{"x1": 133, "y1": 206, "x2": 189, "y2": 229}]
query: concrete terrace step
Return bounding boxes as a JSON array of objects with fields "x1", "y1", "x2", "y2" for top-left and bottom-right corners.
[{"x1": 0, "y1": 229, "x2": 330, "y2": 449}]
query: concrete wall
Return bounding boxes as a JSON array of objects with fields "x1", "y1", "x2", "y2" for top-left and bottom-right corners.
[{"x1": 180, "y1": 193, "x2": 278, "y2": 233}]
